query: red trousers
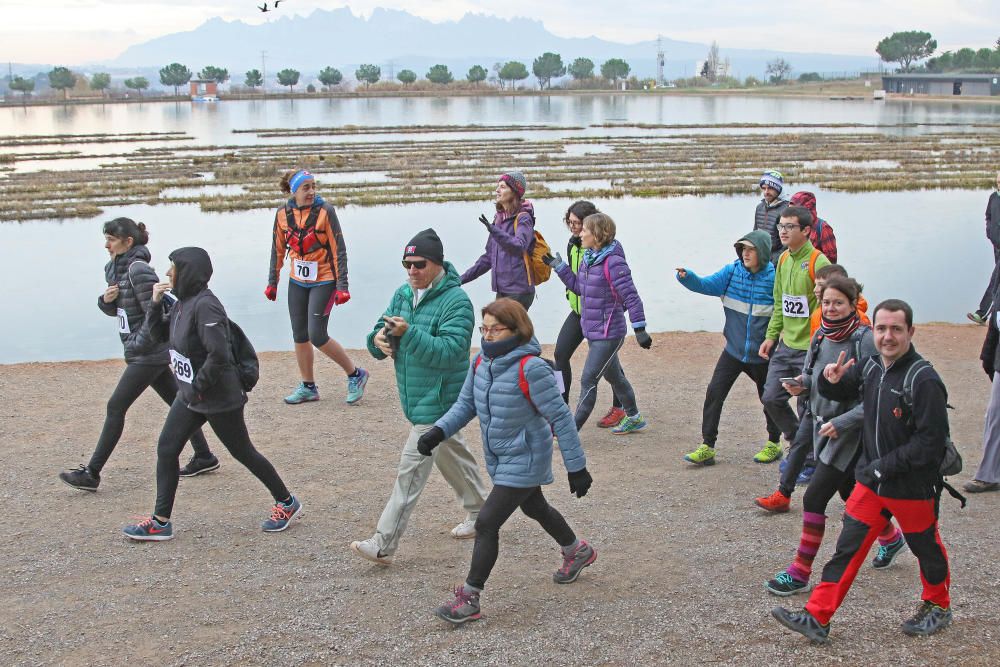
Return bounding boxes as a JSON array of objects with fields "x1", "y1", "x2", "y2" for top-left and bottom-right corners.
[{"x1": 806, "y1": 483, "x2": 950, "y2": 625}]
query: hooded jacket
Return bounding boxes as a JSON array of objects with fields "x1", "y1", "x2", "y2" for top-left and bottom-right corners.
[
  {"x1": 97, "y1": 244, "x2": 169, "y2": 366},
  {"x1": 435, "y1": 336, "x2": 586, "y2": 488},
  {"x1": 142, "y1": 247, "x2": 246, "y2": 414},
  {"x1": 461, "y1": 200, "x2": 537, "y2": 294},
  {"x1": 987, "y1": 191, "x2": 1000, "y2": 248},
  {"x1": 754, "y1": 197, "x2": 789, "y2": 263},
  {"x1": 790, "y1": 191, "x2": 838, "y2": 263},
  {"x1": 676, "y1": 230, "x2": 775, "y2": 364}
]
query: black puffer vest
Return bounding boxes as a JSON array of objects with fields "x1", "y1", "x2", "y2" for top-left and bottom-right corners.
[{"x1": 97, "y1": 245, "x2": 168, "y2": 365}]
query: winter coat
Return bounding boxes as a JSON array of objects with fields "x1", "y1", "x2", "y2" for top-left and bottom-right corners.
[
  {"x1": 435, "y1": 337, "x2": 586, "y2": 488},
  {"x1": 555, "y1": 240, "x2": 647, "y2": 341},
  {"x1": 565, "y1": 236, "x2": 583, "y2": 315},
  {"x1": 790, "y1": 191, "x2": 838, "y2": 263},
  {"x1": 97, "y1": 244, "x2": 169, "y2": 366},
  {"x1": 143, "y1": 247, "x2": 246, "y2": 414},
  {"x1": 268, "y1": 196, "x2": 349, "y2": 290},
  {"x1": 365, "y1": 262, "x2": 475, "y2": 425},
  {"x1": 766, "y1": 241, "x2": 831, "y2": 351},
  {"x1": 754, "y1": 197, "x2": 790, "y2": 263},
  {"x1": 461, "y1": 200, "x2": 537, "y2": 294},
  {"x1": 987, "y1": 191, "x2": 1000, "y2": 248},
  {"x1": 677, "y1": 230, "x2": 774, "y2": 364}
]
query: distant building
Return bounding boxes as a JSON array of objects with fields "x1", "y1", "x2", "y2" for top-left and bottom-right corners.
[
  {"x1": 189, "y1": 79, "x2": 219, "y2": 102},
  {"x1": 882, "y1": 73, "x2": 1000, "y2": 97}
]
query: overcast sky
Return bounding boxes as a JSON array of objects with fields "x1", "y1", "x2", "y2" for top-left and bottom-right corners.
[{"x1": 3, "y1": 0, "x2": 998, "y2": 65}]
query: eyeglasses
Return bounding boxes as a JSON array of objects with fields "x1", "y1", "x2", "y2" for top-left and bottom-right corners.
[
  {"x1": 402, "y1": 260, "x2": 427, "y2": 270},
  {"x1": 776, "y1": 223, "x2": 803, "y2": 232},
  {"x1": 479, "y1": 325, "x2": 509, "y2": 335}
]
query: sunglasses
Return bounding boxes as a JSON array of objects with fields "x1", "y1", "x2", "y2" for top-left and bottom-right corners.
[{"x1": 401, "y1": 260, "x2": 427, "y2": 270}]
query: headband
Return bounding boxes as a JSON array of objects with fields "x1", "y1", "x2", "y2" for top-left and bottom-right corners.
[{"x1": 289, "y1": 170, "x2": 314, "y2": 194}]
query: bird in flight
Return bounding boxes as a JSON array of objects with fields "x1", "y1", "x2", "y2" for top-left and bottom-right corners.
[
  {"x1": 258, "y1": 3, "x2": 269, "y2": 12},
  {"x1": 275, "y1": 0, "x2": 284, "y2": 7}
]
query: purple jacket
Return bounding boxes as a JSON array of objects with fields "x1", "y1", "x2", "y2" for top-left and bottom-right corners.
[
  {"x1": 555, "y1": 241, "x2": 647, "y2": 340},
  {"x1": 461, "y1": 200, "x2": 537, "y2": 294}
]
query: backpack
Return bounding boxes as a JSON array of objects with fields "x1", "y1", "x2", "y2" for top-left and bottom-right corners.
[
  {"x1": 513, "y1": 215, "x2": 552, "y2": 286},
  {"x1": 777, "y1": 247, "x2": 823, "y2": 282},
  {"x1": 900, "y1": 360, "x2": 962, "y2": 478},
  {"x1": 228, "y1": 319, "x2": 260, "y2": 392},
  {"x1": 473, "y1": 354, "x2": 563, "y2": 410}
]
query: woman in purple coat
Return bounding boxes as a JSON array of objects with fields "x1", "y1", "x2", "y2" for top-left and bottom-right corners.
[{"x1": 545, "y1": 213, "x2": 652, "y2": 434}]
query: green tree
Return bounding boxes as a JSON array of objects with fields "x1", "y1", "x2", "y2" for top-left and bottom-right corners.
[
  {"x1": 158, "y1": 63, "x2": 192, "y2": 96},
  {"x1": 600, "y1": 58, "x2": 631, "y2": 84},
  {"x1": 568, "y1": 57, "x2": 595, "y2": 80},
  {"x1": 9, "y1": 75, "x2": 35, "y2": 99},
  {"x1": 876, "y1": 31, "x2": 937, "y2": 72},
  {"x1": 397, "y1": 69, "x2": 417, "y2": 85},
  {"x1": 766, "y1": 57, "x2": 793, "y2": 83},
  {"x1": 355, "y1": 63, "x2": 381, "y2": 89},
  {"x1": 798, "y1": 72, "x2": 823, "y2": 83},
  {"x1": 532, "y1": 52, "x2": 565, "y2": 89},
  {"x1": 926, "y1": 51, "x2": 953, "y2": 72},
  {"x1": 198, "y1": 66, "x2": 229, "y2": 84},
  {"x1": 276, "y1": 68, "x2": 300, "y2": 92},
  {"x1": 466, "y1": 65, "x2": 487, "y2": 86},
  {"x1": 975, "y1": 48, "x2": 994, "y2": 69},
  {"x1": 318, "y1": 66, "x2": 343, "y2": 88},
  {"x1": 90, "y1": 72, "x2": 111, "y2": 96},
  {"x1": 426, "y1": 64, "x2": 454, "y2": 84},
  {"x1": 48, "y1": 66, "x2": 76, "y2": 99},
  {"x1": 244, "y1": 69, "x2": 263, "y2": 90},
  {"x1": 499, "y1": 61, "x2": 529, "y2": 89},
  {"x1": 953, "y1": 48, "x2": 976, "y2": 69},
  {"x1": 124, "y1": 76, "x2": 149, "y2": 96}
]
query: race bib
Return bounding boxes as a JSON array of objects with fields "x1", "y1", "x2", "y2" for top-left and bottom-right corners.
[
  {"x1": 169, "y1": 349, "x2": 194, "y2": 384},
  {"x1": 781, "y1": 294, "x2": 809, "y2": 318},
  {"x1": 116, "y1": 308, "x2": 130, "y2": 334},
  {"x1": 292, "y1": 259, "x2": 318, "y2": 282}
]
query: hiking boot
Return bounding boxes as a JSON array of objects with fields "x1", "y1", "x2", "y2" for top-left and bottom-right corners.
[
  {"x1": 967, "y1": 312, "x2": 987, "y2": 325},
  {"x1": 771, "y1": 607, "x2": 830, "y2": 643},
  {"x1": 872, "y1": 535, "x2": 907, "y2": 569},
  {"x1": 178, "y1": 454, "x2": 220, "y2": 478},
  {"x1": 765, "y1": 572, "x2": 810, "y2": 597},
  {"x1": 349, "y1": 538, "x2": 392, "y2": 565},
  {"x1": 433, "y1": 585, "x2": 482, "y2": 624},
  {"x1": 611, "y1": 413, "x2": 647, "y2": 435},
  {"x1": 755, "y1": 489, "x2": 791, "y2": 513},
  {"x1": 796, "y1": 465, "x2": 816, "y2": 486},
  {"x1": 284, "y1": 382, "x2": 319, "y2": 405},
  {"x1": 901, "y1": 601, "x2": 952, "y2": 637},
  {"x1": 597, "y1": 406, "x2": 626, "y2": 428},
  {"x1": 346, "y1": 368, "x2": 369, "y2": 405},
  {"x1": 451, "y1": 518, "x2": 477, "y2": 539},
  {"x1": 754, "y1": 440, "x2": 783, "y2": 463},
  {"x1": 684, "y1": 444, "x2": 716, "y2": 466},
  {"x1": 261, "y1": 495, "x2": 302, "y2": 532},
  {"x1": 553, "y1": 540, "x2": 597, "y2": 584},
  {"x1": 59, "y1": 465, "x2": 100, "y2": 492},
  {"x1": 123, "y1": 516, "x2": 174, "y2": 542},
  {"x1": 963, "y1": 479, "x2": 1000, "y2": 493}
]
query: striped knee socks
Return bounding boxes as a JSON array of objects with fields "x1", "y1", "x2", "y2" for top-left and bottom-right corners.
[
  {"x1": 786, "y1": 511, "x2": 826, "y2": 582},
  {"x1": 877, "y1": 521, "x2": 902, "y2": 546}
]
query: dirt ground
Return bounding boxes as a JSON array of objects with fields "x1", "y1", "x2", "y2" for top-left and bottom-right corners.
[{"x1": 1, "y1": 325, "x2": 997, "y2": 666}]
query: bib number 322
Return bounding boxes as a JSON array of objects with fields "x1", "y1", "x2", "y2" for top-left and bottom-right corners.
[
  {"x1": 293, "y1": 259, "x2": 318, "y2": 282},
  {"x1": 169, "y1": 349, "x2": 194, "y2": 384},
  {"x1": 782, "y1": 294, "x2": 809, "y2": 318}
]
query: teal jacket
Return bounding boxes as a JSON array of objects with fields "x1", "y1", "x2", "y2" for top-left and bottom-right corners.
[{"x1": 366, "y1": 262, "x2": 475, "y2": 425}]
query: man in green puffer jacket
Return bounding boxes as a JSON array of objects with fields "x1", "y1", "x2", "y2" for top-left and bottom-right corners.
[{"x1": 350, "y1": 229, "x2": 487, "y2": 565}]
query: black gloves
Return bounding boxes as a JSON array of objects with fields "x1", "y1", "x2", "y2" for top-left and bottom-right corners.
[
  {"x1": 478, "y1": 214, "x2": 492, "y2": 229},
  {"x1": 417, "y1": 426, "x2": 446, "y2": 456},
  {"x1": 635, "y1": 328, "x2": 652, "y2": 349},
  {"x1": 862, "y1": 458, "x2": 883, "y2": 482},
  {"x1": 984, "y1": 358, "x2": 995, "y2": 382},
  {"x1": 542, "y1": 252, "x2": 564, "y2": 268},
  {"x1": 568, "y1": 467, "x2": 593, "y2": 498}
]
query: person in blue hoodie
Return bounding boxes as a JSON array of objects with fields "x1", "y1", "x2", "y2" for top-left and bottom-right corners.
[{"x1": 676, "y1": 230, "x2": 779, "y2": 465}]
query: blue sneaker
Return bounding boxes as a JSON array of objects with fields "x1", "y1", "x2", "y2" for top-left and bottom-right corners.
[
  {"x1": 123, "y1": 516, "x2": 174, "y2": 542},
  {"x1": 796, "y1": 465, "x2": 816, "y2": 486},
  {"x1": 262, "y1": 495, "x2": 302, "y2": 532},
  {"x1": 346, "y1": 368, "x2": 369, "y2": 405},
  {"x1": 611, "y1": 413, "x2": 647, "y2": 435},
  {"x1": 284, "y1": 382, "x2": 319, "y2": 405}
]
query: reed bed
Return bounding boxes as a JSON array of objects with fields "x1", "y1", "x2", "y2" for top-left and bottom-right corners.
[
  {"x1": 236, "y1": 124, "x2": 583, "y2": 138},
  {"x1": 0, "y1": 132, "x2": 191, "y2": 148}
]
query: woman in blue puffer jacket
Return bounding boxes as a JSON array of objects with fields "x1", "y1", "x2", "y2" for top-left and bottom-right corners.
[{"x1": 417, "y1": 298, "x2": 595, "y2": 625}]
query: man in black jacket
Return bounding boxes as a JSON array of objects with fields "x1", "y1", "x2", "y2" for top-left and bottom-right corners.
[
  {"x1": 968, "y1": 172, "x2": 1000, "y2": 324},
  {"x1": 772, "y1": 299, "x2": 953, "y2": 643}
]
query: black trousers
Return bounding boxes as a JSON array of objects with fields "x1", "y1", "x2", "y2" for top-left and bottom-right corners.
[
  {"x1": 287, "y1": 280, "x2": 335, "y2": 347},
  {"x1": 466, "y1": 485, "x2": 576, "y2": 590},
  {"x1": 702, "y1": 350, "x2": 780, "y2": 446},
  {"x1": 554, "y1": 311, "x2": 622, "y2": 407},
  {"x1": 801, "y1": 461, "x2": 857, "y2": 515},
  {"x1": 89, "y1": 363, "x2": 211, "y2": 474},
  {"x1": 496, "y1": 292, "x2": 535, "y2": 311},
  {"x1": 976, "y1": 247, "x2": 1000, "y2": 318}
]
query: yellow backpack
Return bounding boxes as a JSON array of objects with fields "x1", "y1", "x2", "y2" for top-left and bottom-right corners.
[{"x1": 513, "y1": 216, "x2": 552, "y2": 285}]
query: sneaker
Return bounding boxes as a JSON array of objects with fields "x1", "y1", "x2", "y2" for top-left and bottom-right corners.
[
  {"x1": 178, "y1": 454, "x2": 220, "y2": 477},
  {"x1": 123, "y1": 516, "x2": 174, "y2": 542},
  {"x1": 872, "y1": 535, "x2": 907, "y2": 569},
  {"x1": 771, "y1": 607, "x2": 830, "y2": 644},
  {"x1": 967, "y1": 312, "x2": 987, "y2": 325},
  {"x1": 349, "y1": 537, "x2": 393, "y2": 565},
  {"x1": 451, "y1": 518, "x2": 477, "y2": 539},
  {"x1": 684, "y1": 444, "x2": 716, "y2": 466},
  {"x1": 796, "y1": 465, "x2": 816, "y2": 486},
  {"x1": 765, "y1": 572, "x2": 810, "y2": 597},
  {"x1": 284, "y1": 382, "x2": 319, "y2": 405},
  {"x1": 611, "y1": 413, "x2": 647, "y2": 435},
  {"x1": 901, "y1": 601, "x2": 952, "y2": 637},
  {"x1": 59, "y1": 465, "x2": 100, "y2": 492},
  {"x1": 433, "y1": 585, "x2": 482, "y2": 624},
  {"x1": 553, "y1": 540, "x2": 597, "y2": 584},
  {"x1": 963, "y1": 479, "x2": 1000, "y2": 493},
  {"x1": 597, "y1": 406, "x2": 627, "y2": 428},
  {"x1": 345, "y1": 368, "x2": 369, "y2": 405},
  {"x1": 261, "y1": 495, "x2": 302, "y2": 532},
  {"x1": 755, "y1": 489, "x2": 791, "y2": 513},
  {"x1": 754, "y1": 440, "x2": 783, "y2": 463}
]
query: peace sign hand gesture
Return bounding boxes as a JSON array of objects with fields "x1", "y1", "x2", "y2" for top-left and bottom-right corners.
[{"x1": 822, "y1": 350, "x2": 856, "y2": 384}]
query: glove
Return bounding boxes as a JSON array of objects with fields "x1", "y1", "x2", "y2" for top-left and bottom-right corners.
[
  {"x1": 568, "y1": 467, "x2": 593, "y2": 498},
  {"x1": 264, "y1": 285, "x2": 278, "y2": 301},
  {"x1": 635, "y1": 328, "x2": 652, "y2": 349},
  {"x1": 984, "y1": 358, "x2": 995, "y2": 382},
  {"x1": 542, "y1": 252, "x2": 564, "y2": 268},
  {"x1": 478, "y1": 214, "x2": 493, "y2": 229},
  {"x1": 862, "y1": 458, "x2": 883, "y2": 482},
  {"x1": 417, "y1": 426, "x2": 446, "y2": 457},
  {"x1": 323, "y1": 289, "x2": 351, "y2": 316}
]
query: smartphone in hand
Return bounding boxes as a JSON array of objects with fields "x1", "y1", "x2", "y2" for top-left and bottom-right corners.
[{"x1": 779, "y1": 376, "x2": 802, "y2": 387}]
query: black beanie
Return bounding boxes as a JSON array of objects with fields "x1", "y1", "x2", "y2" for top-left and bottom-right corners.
[{"x1": 403, "y1": 228, "x2": 444, "y2": 265}]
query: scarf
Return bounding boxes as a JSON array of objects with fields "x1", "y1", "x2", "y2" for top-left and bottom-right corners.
[
  {"x1": 583, "y1": 240, "x2": 618, "y2": 267},
  {"x1": 820, "y1": 311, "x2": 860, "y2": 342},
  {"x1": 480, "y1": 335, "x2": 521, "y2": 360}
]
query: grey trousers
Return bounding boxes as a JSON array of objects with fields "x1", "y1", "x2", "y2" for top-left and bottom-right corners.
[
  {"x1": 977, "y1": 378, "x2": 1000, "y2": 483},
  {"x1": 574, "y1": 337, "x2": 638, "y2": 430},
  {"x1": 762, "y1": 341, "x2": 808, "y2": 441},
  {"x1": 374, "y1": 423, "x2": 488, "y2": 556}
]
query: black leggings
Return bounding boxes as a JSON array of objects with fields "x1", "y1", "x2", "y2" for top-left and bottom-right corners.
[
  {"x1": 802, "y1": 460, "x2": 858, "y2": 516},
  {"x1": 89, "y1": 363, "x2": 211, "y2": 474},
  {"x1": 554, "y1": 311, "x2": 622, "y2": 407},
  {"x1": 496, "y1": 292, "x2": 535, "y2": 312},
  {"x1": 466, "y1": 485, "x2": 576, "y2": 590},
  {"x1": 154, "y1": 400, "x2": 290, "y2": 518},
  {"x1": 287, "y1": 280, "x2": 335, "y2": 347}
]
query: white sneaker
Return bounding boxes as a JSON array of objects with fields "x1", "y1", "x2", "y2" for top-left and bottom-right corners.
[
  {"x1": 451, "y1": 518, "x2": 477, "y2": 539},
  {"x1": 349, "y1": 538, "x2": 392, "y2": 565}
]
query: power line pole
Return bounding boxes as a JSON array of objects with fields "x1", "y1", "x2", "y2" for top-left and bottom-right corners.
[
  {"x1": 261, "y1": 50, "x2": 267, "y2": 96},
  {"x1": 656, "y1": 35, "x2": 665, "y2": 87}
]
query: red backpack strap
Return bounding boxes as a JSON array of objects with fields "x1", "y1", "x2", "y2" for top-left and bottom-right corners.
[
  {"x1": 474, "y1": 354, "x2": 482, "y2": 372},
  {"x1": 518, "y1": 356, "x2": 532, "y2": 403}
]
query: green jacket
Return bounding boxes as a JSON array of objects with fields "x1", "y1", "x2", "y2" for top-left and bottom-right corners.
[
  {"x1": 566, "y1": 241, "x2": 583, "y2": 314},
  {"x1": 765, "y1": 240, "x2": 830, "y2": 350},
  {"x1": 366, "y1": 261, "x2": 475, "y2": 424}
]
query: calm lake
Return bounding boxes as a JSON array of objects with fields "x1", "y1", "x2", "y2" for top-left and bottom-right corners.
[{"x1": 1, "y1": 94, "x2": 997, "y2": 364}]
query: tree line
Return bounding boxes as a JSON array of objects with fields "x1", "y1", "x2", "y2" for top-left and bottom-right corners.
[{"x1": 876, "y1": 30, "x2": 1000, "y2": 73}]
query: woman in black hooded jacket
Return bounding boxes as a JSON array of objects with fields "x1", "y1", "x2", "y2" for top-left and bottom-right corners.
[
  {"x1": 123, "y1": 246, "x2": 301, "y2": 541},
  {"x1": 59, "y1": 218, "x2": 218, "y2": 492}
]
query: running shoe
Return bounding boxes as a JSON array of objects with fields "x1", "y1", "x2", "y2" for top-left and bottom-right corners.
[
  {"x1": 59, "y1": 465, "x2": 100, "y2": 492},
  {"x1": 123, "y1": 516, "x2": 174, "y2": 542},
  {"x1": 753, "y1": 440, "x2": 783, "y2": 463},
  {"x1": 611, "y1": 413, "x2": 647, "y2": 435},
  {"x1": 261, "y1": 495, "x2": 302, "y2": 532},
  {"x1": 967, "y1": 312, "x2": 987, "y2": 325},
  {"x1": 901, "y1": 601, "x2": 952, "y2": 637},
  {"x1": 796, "y1": 465, "x2": 816, "y2": 486},
  {"x1": 349, "y1": 538, "x2": 393, "y2": 565},
  {"x1": 178, "y1": 454, "x2": 220, "y2": 478},
  {"x1": 346, "y1": 368, "x2": 369, "y2": 405},
  {"x1": 755, "y1": 489, "x2": 791, "y2": 513},
  {"x1": 597, "y1": 406, "x2": 626, "y2": 428},
  {"x1": 771, "y1": 607, "x2": 830, "y2": 643},
  {"x1": 553, "y1": 540, "x2": 597, "y2": 584},
  {"x1": 433, "y1": 585, "x2": 482, "y2": 624},
  {"x1": 684, "y1": 444, "x2": 716, "y2": 466},
  {"x1": 872, "y1": 535, "x2": 907, "y2": 569},
  {"x1": 765, "y1": 572, "x2": 810, "y2": 597},
  {"x1": 284, "y1": 383, "x2": 319, "y2": 405},
  {"x1": 963, "y1": 479, "x2": 1000, "y2": 493},
  {"x1": 451, "y1": 518, "x2": 477, "y2": 539}
]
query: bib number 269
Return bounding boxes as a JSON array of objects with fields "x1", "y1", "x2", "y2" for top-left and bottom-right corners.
[{"x1": 170, "y1": 349, "x2": 194, "y2": 384}]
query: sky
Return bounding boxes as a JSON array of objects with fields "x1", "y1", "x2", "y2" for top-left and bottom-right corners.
[{"x1": 2, "y1": 0, "x2": 998, "y2": 65}]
